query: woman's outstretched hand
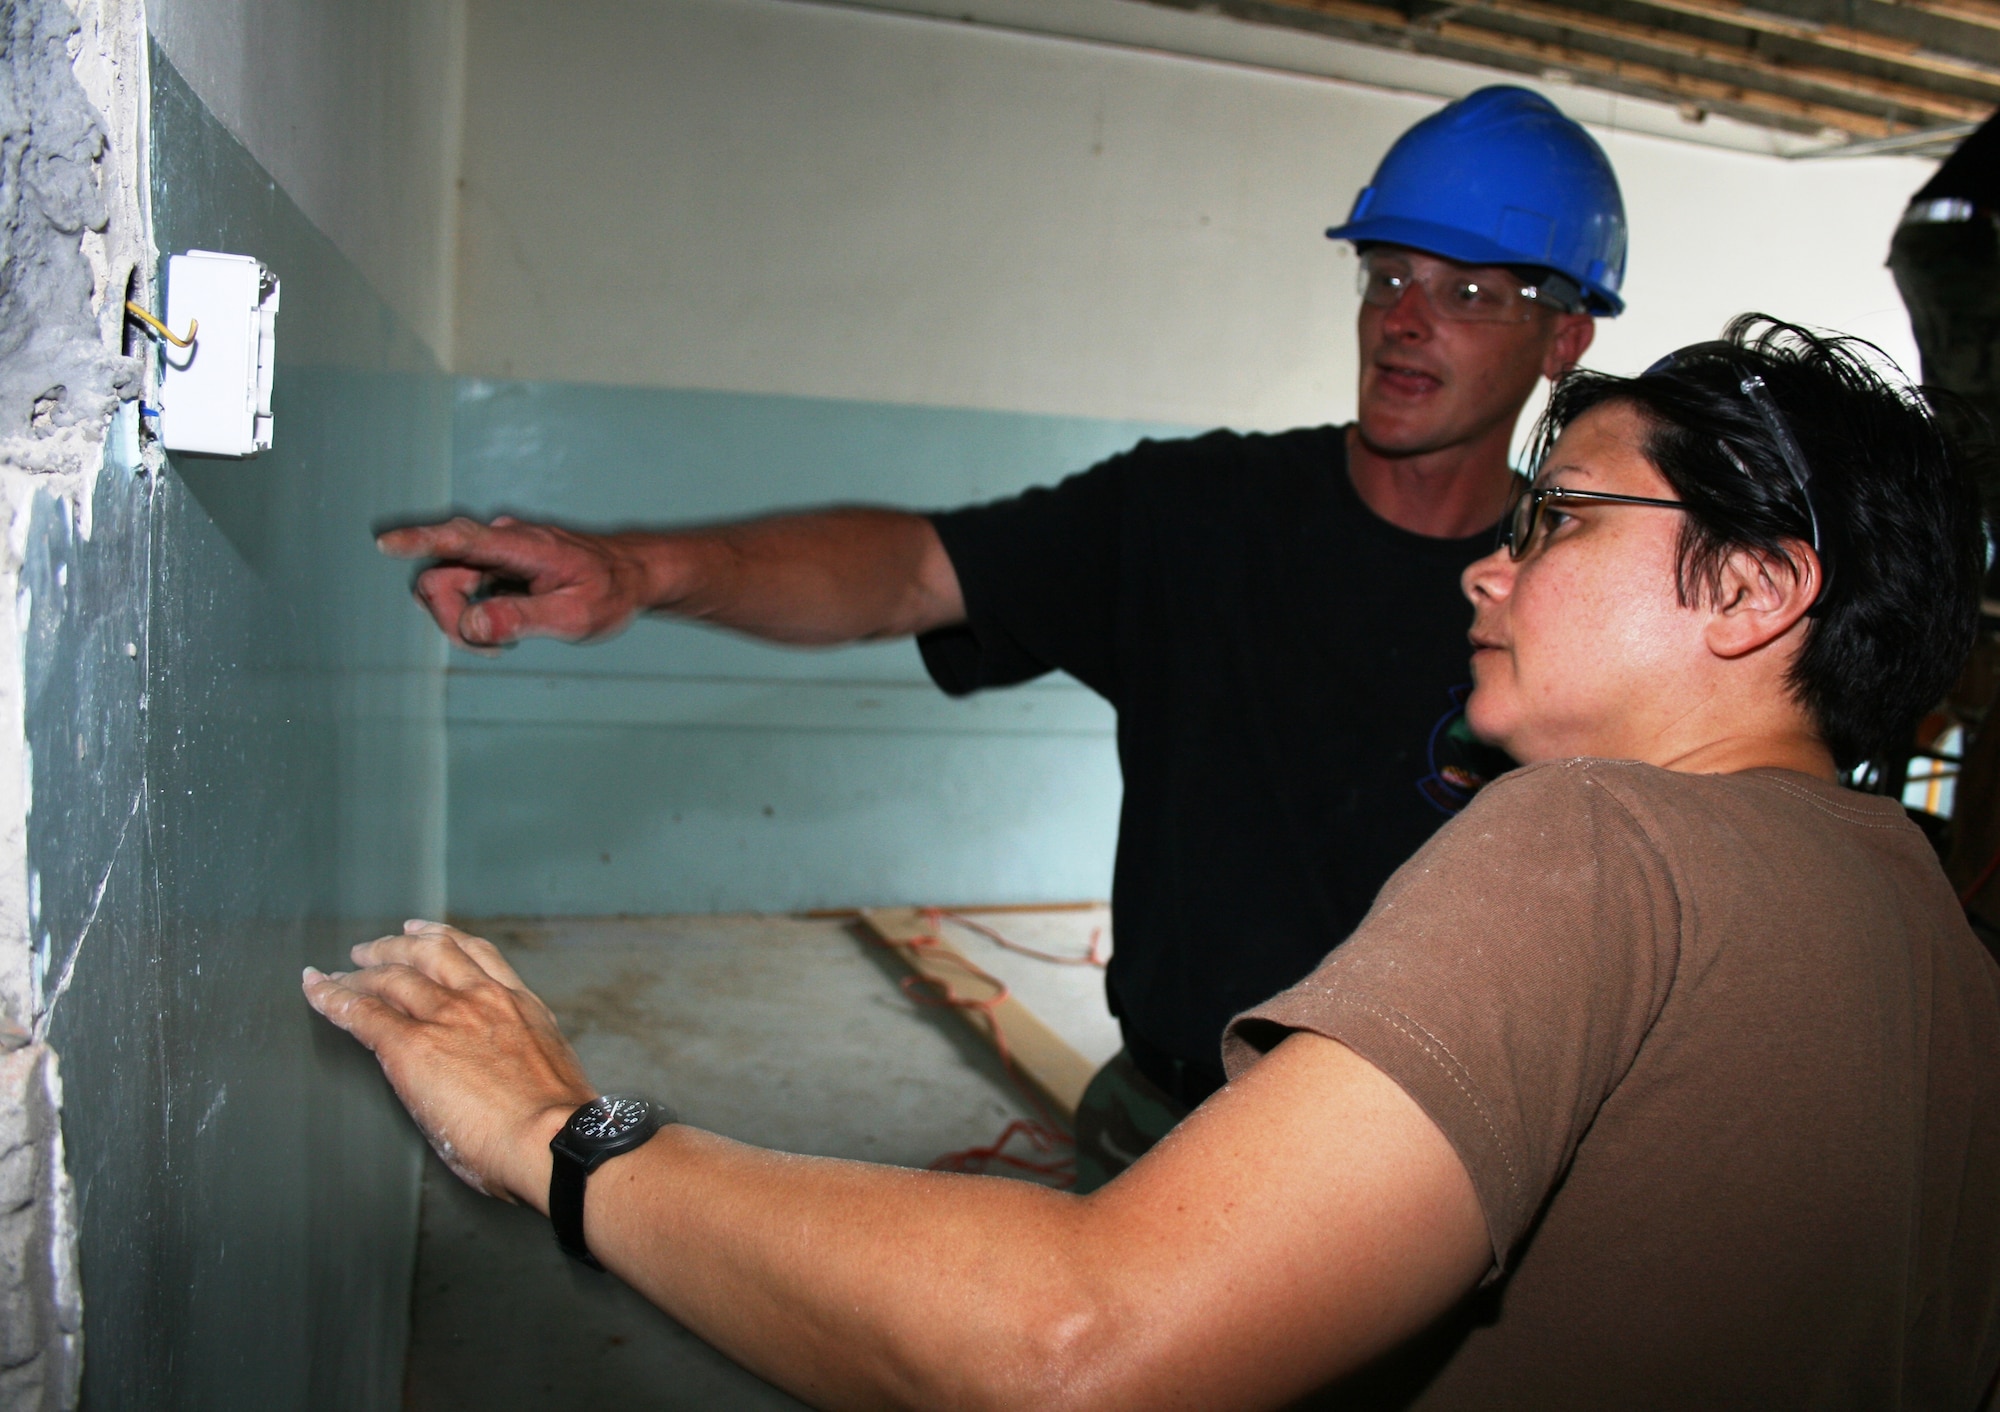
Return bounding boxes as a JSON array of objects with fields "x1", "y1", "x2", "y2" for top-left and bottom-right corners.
[{"x1": 303, "y1": 918, "x2": 596, "y2": 1208}]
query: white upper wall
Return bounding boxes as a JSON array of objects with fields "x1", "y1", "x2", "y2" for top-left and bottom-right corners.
[
  {"x1": 454, "y1": 0, "x2": 1935, "y2": 428},
  {"x1": 147, "y1": 0, "x2": 466, "y2": 364}
]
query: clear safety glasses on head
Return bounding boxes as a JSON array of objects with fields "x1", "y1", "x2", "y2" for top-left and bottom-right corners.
[
  {"x1": 1642, "y1": 348, "x2": 1831, "y2": 609},
  {"x1": 1357, "y1": 249, "x2": 1584, "y2": 324}
]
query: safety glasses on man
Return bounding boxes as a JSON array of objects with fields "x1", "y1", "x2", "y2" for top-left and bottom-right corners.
[{"x1": 1358, "y1": 249, "x2": 1584, "y2": 324}]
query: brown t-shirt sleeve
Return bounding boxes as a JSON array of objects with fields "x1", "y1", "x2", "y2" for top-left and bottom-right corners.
[{"x1": 1223, "y1": 760, "x2": 1682, "y2": 1269}]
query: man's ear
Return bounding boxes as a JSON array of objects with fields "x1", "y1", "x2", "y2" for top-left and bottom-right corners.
[
  {"x1": 1542, "y1": 313, "x2": 1596, "y2": 379},
  {"x1": 1704, "y1": 541, "x2": 1822, "y2": 660}
]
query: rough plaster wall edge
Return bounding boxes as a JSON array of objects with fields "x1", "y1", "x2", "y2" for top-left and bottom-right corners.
[
  {"x1": 0, "y1": 1042, "x2": 81, "y2": 1406},
  {"x1": 0, "y1": 7, "x2": 150, "y2": 1399},
  {"x1": 0, "y1": 0, "x2": 143, "y2": 469},
  {"x1": 0, "y1": 0, "x2": 151, "y2": 1027}
]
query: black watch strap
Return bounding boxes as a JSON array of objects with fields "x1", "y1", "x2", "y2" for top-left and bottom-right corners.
[
  {"x1": 549, "y1": 1096, "x2": 670, "y2": 1270},
  {"x1": 549, "y1": 1146, "x2": 602, "y2": 1270}
]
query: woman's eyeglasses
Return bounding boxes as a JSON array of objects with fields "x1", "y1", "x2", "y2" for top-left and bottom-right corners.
[{"x1": 1502, "y1": 484, "x2": 1687, "y2": 560}]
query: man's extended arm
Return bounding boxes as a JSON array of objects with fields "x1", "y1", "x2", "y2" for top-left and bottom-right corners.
[
  {"x1": 302, "y1": 922, "x2": 1488, "y2": 1412},
  {"x1": 376, "y1": 509, "x2": 966, "y2": 651}
]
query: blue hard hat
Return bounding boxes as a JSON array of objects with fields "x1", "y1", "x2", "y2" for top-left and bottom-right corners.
[{"x1": 1329, "y1": 86, "x2": 1629, "y2": 316}]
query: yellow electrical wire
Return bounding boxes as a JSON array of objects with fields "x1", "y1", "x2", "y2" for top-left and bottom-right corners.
[{"x1": 123, "y1": 301, "x2": 197, "y2": 348}]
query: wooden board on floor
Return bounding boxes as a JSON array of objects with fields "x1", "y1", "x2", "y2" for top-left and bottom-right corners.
[{"x1": 859, "y1": 907, "x2": 1099, "y2": 1122}]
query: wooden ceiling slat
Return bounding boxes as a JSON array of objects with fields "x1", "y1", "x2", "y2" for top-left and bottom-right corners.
[
  {"x1": 1426, "y1": 21, "x2": 1906, "y2": 131},
  {"x1": 1622, "y1": 0, "x2": 2000, "y2": 88},
  {"x1": 1467, "y1": 0, "x2": 1995, "y2": 121},
  {"x1": 1882, "y1": 0, "x2": 2000, "y2": 36},
  {"x1": 1263, "y1": 0, "x2": 1909, "y2": 133}
]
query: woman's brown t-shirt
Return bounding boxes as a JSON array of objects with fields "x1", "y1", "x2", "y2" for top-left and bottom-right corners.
[{"x1": 1225, "y1": 760, "x2": 2000, "y2": 1410}]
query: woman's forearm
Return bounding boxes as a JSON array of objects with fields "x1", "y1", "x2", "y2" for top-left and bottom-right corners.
[{"x1": 586, "y1": 1127, "x2": 1107, "y2": 1412}]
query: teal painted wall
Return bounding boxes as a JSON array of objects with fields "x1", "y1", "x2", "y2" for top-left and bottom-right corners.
[
  {"x1": 31, "y1": 51, "x2": 448, "y2": 1408},
  {"x1": 447, "y1": 379, "x2": 1191, "y2": 914}
]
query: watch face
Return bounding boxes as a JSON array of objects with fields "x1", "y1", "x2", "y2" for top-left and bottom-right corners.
[{"x1": 573, "y1": 1097, "x2": 650, "y2": 1140}]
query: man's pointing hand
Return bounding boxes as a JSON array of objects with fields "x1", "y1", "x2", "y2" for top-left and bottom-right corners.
[{"x1": 378, "y1": 517, "x2": 658, "y2": 651}]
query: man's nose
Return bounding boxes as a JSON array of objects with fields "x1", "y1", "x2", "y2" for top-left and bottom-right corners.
[{"x1": 1380, "y1": 280, "x2": 1432, "y2": 339}]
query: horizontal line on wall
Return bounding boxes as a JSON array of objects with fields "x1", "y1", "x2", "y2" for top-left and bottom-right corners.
[{"x1": 446, "y1": 671, "x2": 1117, "y2": 737}]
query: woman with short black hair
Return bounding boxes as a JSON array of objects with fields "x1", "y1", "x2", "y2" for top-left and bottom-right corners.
[{"x1": 308, "y1": 317, "x2": 2000, "y2": 1411}]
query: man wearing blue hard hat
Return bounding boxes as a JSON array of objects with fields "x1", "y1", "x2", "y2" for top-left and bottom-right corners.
[{"x1": 378, "y1": 86, "x2": 1629, "y2": 1186}]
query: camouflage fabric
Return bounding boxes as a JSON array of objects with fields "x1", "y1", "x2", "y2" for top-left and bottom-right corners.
[{"x1": 1071, "y1": 1048, "x2": 1190, "y2": 1194}]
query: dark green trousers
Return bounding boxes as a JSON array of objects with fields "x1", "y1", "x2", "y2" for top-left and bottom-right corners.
[{"x1": 1072, "y1": 1048, "x2": 1191, "y2": 1193}]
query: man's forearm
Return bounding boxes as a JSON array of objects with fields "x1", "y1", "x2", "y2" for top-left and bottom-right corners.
[
  {"x1": 619, "y1": 508, "x2": 966, "y2": 645},
  {"x1": 381, "y1": 506, "x2": 965, "y2": 650}
]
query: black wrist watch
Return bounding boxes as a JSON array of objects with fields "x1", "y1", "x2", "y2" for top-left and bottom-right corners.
[{"x1": 549, "y1": 1095, "x2": 672, "y2": 1269}]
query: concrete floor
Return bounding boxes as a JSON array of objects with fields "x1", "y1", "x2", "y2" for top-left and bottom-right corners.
[{"x1": 401, "y1": 910, "x2": 1116, "y2": 1410}]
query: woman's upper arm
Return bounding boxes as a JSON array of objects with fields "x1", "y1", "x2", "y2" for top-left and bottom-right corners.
[{"x1": 1065, "y1": 1030, "x2": 1490, "y2": 1412}]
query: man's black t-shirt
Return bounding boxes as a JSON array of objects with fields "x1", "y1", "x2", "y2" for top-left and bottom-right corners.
[{"x1": 919, "y1": 426, "x2": 1507, "y2": 1087}]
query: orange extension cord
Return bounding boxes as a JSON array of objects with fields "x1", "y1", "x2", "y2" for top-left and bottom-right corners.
[{"x1": 877, "y1": 908, "x2": 1106, "y2": 1188}]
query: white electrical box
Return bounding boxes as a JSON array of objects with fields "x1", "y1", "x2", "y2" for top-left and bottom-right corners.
[{"x1": 159, "y1": 250, "x2": 280, "y2": 457}]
